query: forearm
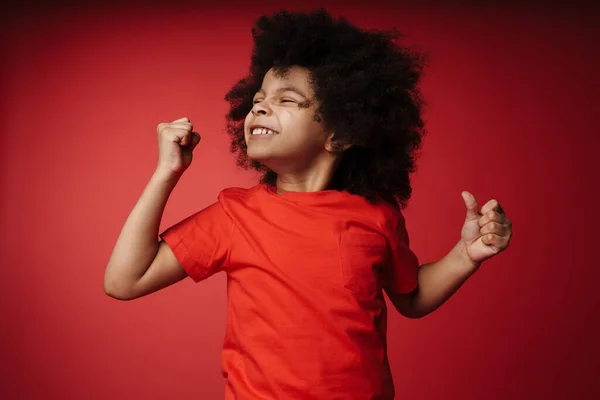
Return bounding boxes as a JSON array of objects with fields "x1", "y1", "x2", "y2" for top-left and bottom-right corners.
[
  {"x1": 408, "y1": 241, "x2": 480, "y2": 318},
  {"x1": 104, "y1": 170, "x2": 180, "y2": 288}
]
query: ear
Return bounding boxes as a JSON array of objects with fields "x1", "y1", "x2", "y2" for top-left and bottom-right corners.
[{"x1": 325, "y1": 132, "x2": 352, "y2": 153}]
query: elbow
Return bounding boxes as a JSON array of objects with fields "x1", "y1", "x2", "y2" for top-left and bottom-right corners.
[
  {"x1": 103, "y1": 272, "x2": 135, "y2": 301},
  {"x1": 393, "y1": 299, "x2": 425, "y2": 319},
  {"x1": 388, "y1": 287, "x2": 428, "y2": 319},
  {"x1": 397, "y1": 300, "x2": 435, "y2": 319},
  {"x1": 399, "y1": 308, "x2": 427, "y2": 319}
]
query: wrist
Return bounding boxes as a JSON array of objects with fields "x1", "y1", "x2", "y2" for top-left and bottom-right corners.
[
  {"x1": 152, "y1": 168, "x2": 182, "y2": 186},
  {"x1": 453, "y1": 241, "x2": 482, "y2": 273}
]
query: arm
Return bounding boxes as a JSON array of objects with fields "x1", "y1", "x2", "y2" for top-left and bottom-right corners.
[
  {"x1": 103, "y1": 171, "x2": 187, "y2": 300},
  {"x1": 104, "y1": 117, "x2": 201, "y2": 300},
  {"x1": 387, "y1": 191, "x2": 512, "y2": 318},
  {"x1": 386, "y1": 241, "x2": 478, "y2": 319}
]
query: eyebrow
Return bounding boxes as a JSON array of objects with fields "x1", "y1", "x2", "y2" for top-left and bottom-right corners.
[{"x1": 256, "y1": 86, "x2": 308, "y2": 99}]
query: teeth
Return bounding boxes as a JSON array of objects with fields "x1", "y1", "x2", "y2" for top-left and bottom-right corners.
[{"x1": 252, "y1": 128, "x2": 277, "y2": 135}]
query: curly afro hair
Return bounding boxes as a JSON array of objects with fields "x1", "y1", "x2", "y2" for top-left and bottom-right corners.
[{"x1": 224, "y1": 8, "x2": 427, "y2": 209}]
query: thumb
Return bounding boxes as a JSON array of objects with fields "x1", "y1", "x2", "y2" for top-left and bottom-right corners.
[
  {"x1": 189, "y1": 132, "x2": 201, "y2": 150},
  {"x1": 462, "y1": 191, "x2": 481, "y2": 221}
]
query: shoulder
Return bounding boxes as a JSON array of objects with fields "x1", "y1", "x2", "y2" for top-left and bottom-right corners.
[
  {"x1": 217, "y1": 185, "x2": 265, "y2": 211},
  {"x1": 368, "y1": 196, "x2": 410, "y2": 246},
  {"x1": 218, "y1": 185, "x2": 262, "y2": 200},
  {"x1": 361, "y1": 194, "x2": 402, "y2": 224}
]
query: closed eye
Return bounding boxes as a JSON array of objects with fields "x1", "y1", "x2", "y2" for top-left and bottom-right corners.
[{"x1": 252, "y1": 98, "x2": 297, "y2": 104}]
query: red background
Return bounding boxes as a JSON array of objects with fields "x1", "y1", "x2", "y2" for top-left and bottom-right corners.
[{"x1": 1, "y1": 1, "x2": 599, "y2": 398}]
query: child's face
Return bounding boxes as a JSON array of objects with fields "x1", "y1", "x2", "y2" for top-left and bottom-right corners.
[{"x1": 244, "y1": 66, "x2": 332, "y2": 173}]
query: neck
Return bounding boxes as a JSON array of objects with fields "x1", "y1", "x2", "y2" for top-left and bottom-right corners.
[
  {"x1": 271, "y1": 153, "x2": 341, "y2": 193},
  {"x1": 275, "y1": 175, "x2": 332, "y2": 194}
]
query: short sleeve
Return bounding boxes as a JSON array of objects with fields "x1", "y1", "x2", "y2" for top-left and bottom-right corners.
[
  {"x1": 382, "y1": 210, "x2": 420, "y2": 294},
  {"x1": 159, "y1": 200, "x2": 234, "y2": 283}
]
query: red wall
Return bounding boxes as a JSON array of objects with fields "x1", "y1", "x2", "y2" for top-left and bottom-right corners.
[{"x1": 1, "y1": 1, "x2": 598, "y2": 399}]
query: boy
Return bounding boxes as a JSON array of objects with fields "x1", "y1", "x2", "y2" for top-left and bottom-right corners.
[{"x1": 104, "y1": 8, "x2": 512, "y2": 399}]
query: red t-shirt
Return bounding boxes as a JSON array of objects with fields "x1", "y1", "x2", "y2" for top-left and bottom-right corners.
[{"x1": 160, "y1": 184, "x2": 419, "y2": 399}]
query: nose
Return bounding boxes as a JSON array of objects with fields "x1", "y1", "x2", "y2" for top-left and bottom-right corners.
[{"x1": 251, "y1": 100, "x2": 272, "y2": 116}]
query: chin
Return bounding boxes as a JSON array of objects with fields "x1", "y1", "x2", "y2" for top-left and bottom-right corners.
[
  {"x1": 247, "y1": 148, "x2": 269, "y2": 163},
  {"x1": 248, "y1": 150, "x2": 282, "y2": 170}
]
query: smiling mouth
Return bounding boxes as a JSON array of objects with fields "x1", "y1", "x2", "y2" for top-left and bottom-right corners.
[{"x1": 251, "y1": 127, "x2": 279, "y2": 136}]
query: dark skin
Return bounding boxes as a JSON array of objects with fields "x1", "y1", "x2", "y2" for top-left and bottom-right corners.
[
  {"x1": 388, "y1": 194, "x2": 512, "y2": 318},
  {"x1": 243, "y1": 66, "x2": 349, "y2": 194},
  {"x1": 244, "y1": 68, "x2": 513, "y2": 318}
]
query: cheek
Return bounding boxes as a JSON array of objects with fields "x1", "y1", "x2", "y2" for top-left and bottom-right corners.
[{"x1": 278, "y1": 110, "x2": 325, "y2": 144}]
